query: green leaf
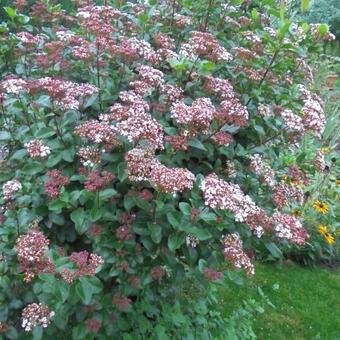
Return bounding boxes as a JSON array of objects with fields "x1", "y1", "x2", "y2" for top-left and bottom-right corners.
[
  {"x1": 17, "y1": 14, "x2": 30, "y2": 24},
  {"x1": 166, "y1": 212, "x2": 181, "y2": 229},
  {"x1": 75, "y1": 278, "x2": 93, "y2": 304},
  {"x1": 150, "y1": 224, "x2": 162, "y2": 243},
  {"x1": 179, "y1": 202, "x2": 191, "y2": 215},
  {"x1": 62, "y1": 147, "x2": 75, "y2": 162},
  {"x1": 70, "y1": 208, "x2": 87, "y2": 234},
  {"x1": 124, "y1": 195, "x2": 135, "y2": 211},
  {"x1": 0, "y1": 131, "x2": 11, "y2": 141},
  {"x1": 235, "y1": 144, "x2": 247, "y2": 156},
  {"x1": 10, "y1": 149, "x2": 26, "y2": 160},
  {"x1": 99, "y1": 188, "x2": 117, "y2": 200},
  {"x1": 265, "y1": 242, "x2": 283, "y2": 259},
  {"x1": 118, "y1": 162, "x2": 128, "y2": 182},
  {"x1": 251, "y1": 8, "x2": 259, "y2": 21},
  {"x1": 199, "y1": 211, "x2": 216, "y2": 222},
  {"x1": 4, "y1": 7, "x2": 17, "y2": 20},
  {"x1": 21, "y1": 162, "x2": 44, "y2": 175},
  {"x1": 45, "y1": 153, "x2": 62, "y2": 167},
  {"x1": 168, "y1": 234, "x2": 185, "y2": 251},
  {"x1": 187, "y1": 227, "x2": 212, "y2": 241},
  {"x1": 83, "y1": 94, "x2": 98, "y2": 108},
  {"x1": 301, "y1": 0, "x2": 312, "y2": 11},
  {"x1": 89, "y1": 208, "x2": 102, "y2": 222},
  {"x1": 188, "y1": 138, "x2": 207, "y2": 151},
  {"x1": 36, "y1": 127, "x2": 56, "y2": 138},
  {"x1": 318, "y1": 24, "x2": 329, "y2": 35}
]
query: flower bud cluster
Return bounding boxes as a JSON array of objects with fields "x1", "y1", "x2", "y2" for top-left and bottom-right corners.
[
  {"x1": 201, "y1": 173, "x2": 267, "y2": 236},
  {"x1": 25, "y1": 139, "x2": 51, "y2": 158},
  {"x1": 271, "y1": 212, "x2": 308, "y2": 245},
  {"x1": 249, "y1": 154, "x2": 276, "y2": 188},
  {"x1": 272, "y1": 181, "x2": 304, "y2": 207},
  {"x1": 2, "y1": 180, "x2": 22, "y2": 201},
  {"x1": 44, "y1": 170, "x2": 70, "y2": 199},
  {"x1": 85, "y1": 171, "x2": 114, "y2": 192},
  {"x1": 180, "y1": 31, "x2": 232, "y2": 62},
  {"x1": 16, "y1": 228, "x2": 55, "y2": 282},
  {"x1": 78, "y1": 146, "x2": 102, "y2": 167},
  {"x1": 21, "y1": 303, "x2": 55, "y2": 331},
  {"x1": 222, "y1": 233, "x2": 254, "y2": 276}
]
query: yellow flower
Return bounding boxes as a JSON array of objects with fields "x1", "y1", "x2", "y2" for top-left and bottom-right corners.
[
  {"x1": 292, "y1": 209, "x2": 303, "y2": 217},
  {"x1": 313, "y1": 200, "x2": 329, "y2": 214},
  {"x1": 281, "y1": 174, "x2": 289, "y2": 182},
  {"x1": 321, "y1": 147, "x2": 331, "y2": 154},
  {"x1": 318, "y1": 225, "x2": 328, "y2": 235},
  {"x1": 325, "y1": 234, "x2": 335, "y2": 245},
  {"x1": 336, "y1": 179, "x2": 340, "y2": 186},
  {"x1": 318, "y1": 225, "x2": 335, "y2": 245}
]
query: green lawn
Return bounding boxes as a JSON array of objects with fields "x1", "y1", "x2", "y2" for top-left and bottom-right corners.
[{"x1": 220, "y1": 262, "x2": 340, "y2": 340}]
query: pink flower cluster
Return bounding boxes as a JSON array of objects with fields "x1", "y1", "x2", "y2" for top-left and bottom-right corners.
[
  {"x1": 116, "y1": 212, "x2": 135, "y2": 241},
  {"x1": 249, "y1": 154, "x2": 276, "y2": 188},
  {"x1": 282, "y1": 92, "x2": 325, "y2": 139},
  {"x1": 171, "y1": 98, "x2": 216, "y2": 132},
  {"x1": 16, "y1": 228, "x2": 55, "y2": 282},
  {"x1": 21, "y1": 303, "x2": 55, "y2": 332},
  {"x1": 78, "y1": 146, "x2": 102, "y2": 167},
  {"x1": 76, "y1": 5, "x2": 120, "y2": 37},
  {"x1": 281, "y1": 109, "x2": 304, "y2": 132},
  {"x1": 2, "y1": 179, "x2": 22, "y2": 201},
  {"x1": 114, "y1": 112, "x2": 164, "y2": 149},
  {"x1": 125, "y1": 147, "x2": 195, "y2": 194},
  {"x1": 118, "y1": 37, "x2": 158, "y2": 64},
  {"x1": 313, "y1": 150, "x2": 326, "y2": 172},
  {"x1": 217, "y1": 98, "x2": 249, "y2": 126},
  {"x1": 272, "y1": 181, "x2": 304, "y2": 207},
  {"x1": 103, "y1": 66, "x2": 165, "y2": 150},
  {"x1": 85, "y1": 318, "x2": 101, "y2": 333},
  {"x1": 84, "y1": 171, "x2": 115, "y2": 192},
  {"x1": 180, "y1": 31, "x2": 232, "y2": 62},
  {"x1": 310, "y1": 24, "x2": 336, "y2": 42},
  {"x1": 16, "y1": 31, "x2": 44, "y2": 47},
  {"x1": 28, "y1": 77, "x2": 98, "y2": 110},
  {"x1": 201, "y1": 173, "x2": 267, "y2": 237},
  {"x1": 44, "y1": 170, "x2": 70, "y2": 199},
  {"x1": 159, "y1": 83, "x2": 184, "y2": 104},
  {"x1": 151, "y1": 266, "x2": 166, "y2": 281},
  {"x1": 301, "y1": 94, "x2": 325, "y2": 138},
  {"x1": 222, "y1": 233, "x2": 254, "y2": 276},
  {"x1": 257, "y1": 104, "x2": 273, "y2": 118},
  {"x1": 204, "y1": 76, "x2": 235, "y2": 100},
  {"x1": 67, "y1": 250, "x2": 104, "y2": 279},
  {"x1": 173, "y1": 14, "x2": 192, "y2": 28},
  {"x1": 165, "y1": 130, "x2": 189, "y2": 151},
  {"x1": 125, "y1": 147, "x2": 157, "y2": 181},
  {"x1": 0, "y1": 75, "x2": 27, "y2": 94},
  {"x1": 203, "y1": 267, "x2": 223, "y2": 281},
  {"x1": 234, "y1": 47, "x2": 257, "y2": 60},
  {"x1": 74, "y1": 120, "x2": 120, "y2": 148},
  {"x1": 150, "y1": 163, "x2": 195, "y2": 194},
  {"x1": 271, "y1": 212, "x2": 308, "y2": 245},
  {"x1": 113, "y1": 293, "x2": 131, "y2": 311},
  {"x1": 25, "y1": 139, "x2": 51, "y2": 158},
  {"x1": 213, "y1": 131, "x2": 233, "y2": 146}
]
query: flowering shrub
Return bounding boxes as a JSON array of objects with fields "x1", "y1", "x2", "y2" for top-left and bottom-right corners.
[{"x1": 0, "y1": 0, "x2": 337, "y2": 338}]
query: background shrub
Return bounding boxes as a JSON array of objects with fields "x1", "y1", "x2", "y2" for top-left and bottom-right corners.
[{"x1": 0, "y1": 0, "x2": 338, "y2": 338}]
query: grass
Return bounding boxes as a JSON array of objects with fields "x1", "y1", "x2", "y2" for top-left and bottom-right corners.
[{"x1": 220, "y1": 262, "x2": 340, "y2": 340}]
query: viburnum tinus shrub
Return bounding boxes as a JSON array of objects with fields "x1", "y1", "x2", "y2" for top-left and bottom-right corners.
[{"x1": 0, "y1": 0, "x2": 335, "y2": 338}]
